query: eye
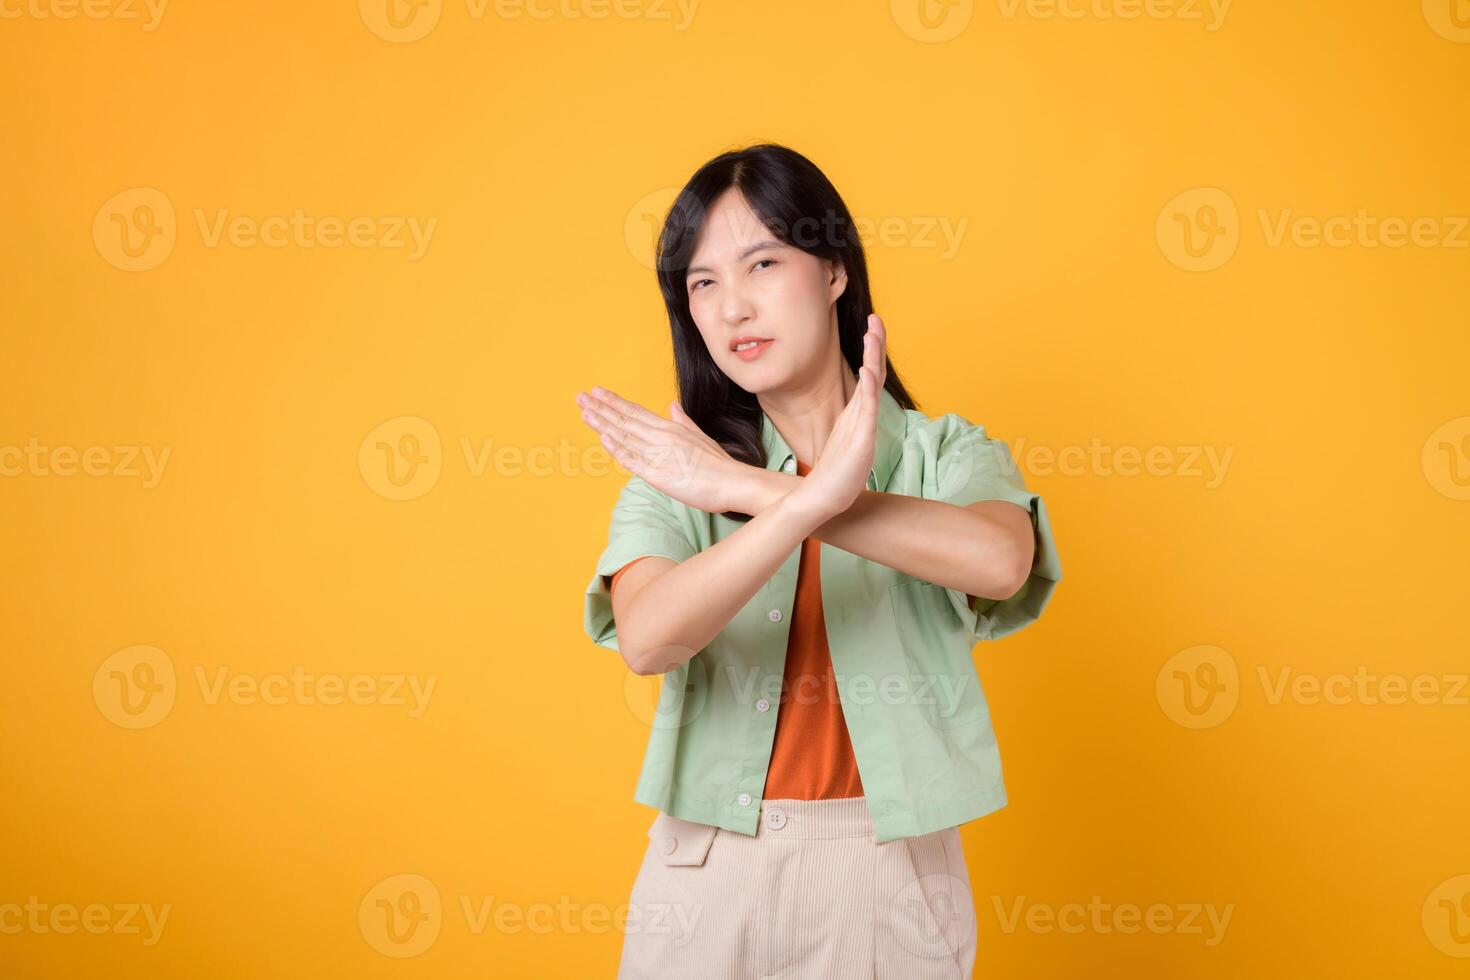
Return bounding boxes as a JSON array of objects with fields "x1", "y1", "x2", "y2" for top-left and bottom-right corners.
[
  {"x1": 752, "y1": 258, "x2": 777, "y2": 272},
  {"x1": 689, "y1": 278, "x2": 714, "y2": 292}
]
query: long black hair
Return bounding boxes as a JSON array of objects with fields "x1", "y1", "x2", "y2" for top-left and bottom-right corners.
[{"x1": 653, "y1": 143, "x2": 919, "y2": 509}]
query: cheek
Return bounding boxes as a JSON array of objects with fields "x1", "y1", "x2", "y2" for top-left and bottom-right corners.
[
  {"x1": 687, "y1": 298, "x2": 726, "y2": 358},
  {"x1": 764, "y1": 271, "x2": 833, "y2": 346},
  {"x1": 767, "y1": 266, "x2": 834, "y2": 322}
]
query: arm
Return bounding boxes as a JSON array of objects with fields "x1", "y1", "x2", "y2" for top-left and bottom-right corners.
[
  {"x1": 605, "y1": 488, "x2": 831, "y2": 676},
  {"x1": 734, "y1": 473, "x2": 1034, "y2": 602},
  {"x1": 582, "y1": 330, "x2": 888, "y2": 677},
  {"x1": 579, "y1": 313, "x2": 1034, "y2": 605},
  {"x1": 742, "y1": 315, "x2": 1033, "y2": 600}
]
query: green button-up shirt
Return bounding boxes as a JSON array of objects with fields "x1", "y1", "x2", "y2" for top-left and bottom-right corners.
[{"x1": 582, "y1": 386, "x2": 1062, "y2": 843}]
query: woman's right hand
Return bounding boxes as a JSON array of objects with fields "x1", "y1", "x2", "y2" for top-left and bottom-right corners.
[{"x1": 576, "y1": 387, "x2": 754, "y2": 515}]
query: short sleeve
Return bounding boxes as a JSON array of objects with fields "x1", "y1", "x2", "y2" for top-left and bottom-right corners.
[
  {"x1": 583, "y1": 476, "x2": 699, "y2": 652},
  {"x1": 930, "y1": 414, "x2": 1062, "y2": 642}
]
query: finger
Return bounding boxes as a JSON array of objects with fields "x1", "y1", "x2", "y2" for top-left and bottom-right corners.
[
  {"x1": 860, "y1": 317, "x2": 879, "y2": 381},
  {"x1": 586, "y1": 392, "x2": 671, "y2": 446},
  {"x1": 599, "y1": 427, "x2": 652, "y2": 474},
  {"x1": 599, "y1": 415, "x2": 698, "y2": 477},
  {"x1": 601, "y1": 432, "x2": 648, "y2": 476},
  {"x1": 869, "y1": 314, "x2": 888, "y2": 388},
  {"x1": 864, "y1": 314, "x2": 887, "y2": 387},
  {"x1": 585, "y1": 399, "x2": 660, "y2": 457},
  {"x1": 590, "y1": 386, "x2": 673, "y2": 431},
  {"x1": 859, "y1": 364, "x2": 879, "y2": 420},
  {"x1": 580, "y1": 399, "x2": 638, "y2": 443}
]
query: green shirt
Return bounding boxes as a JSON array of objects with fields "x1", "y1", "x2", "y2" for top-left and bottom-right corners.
[{"x1": 582, "y1": 385, "x2": 1062, "y2": 843}]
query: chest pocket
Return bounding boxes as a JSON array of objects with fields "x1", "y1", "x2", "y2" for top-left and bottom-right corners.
[{"x1": 887, "y1": 579, "x2": 989, "y2": 730}]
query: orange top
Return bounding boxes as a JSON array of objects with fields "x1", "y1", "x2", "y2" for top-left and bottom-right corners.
[{"x1": 609, "y1": 458, "x2": 863, "y2": 800}]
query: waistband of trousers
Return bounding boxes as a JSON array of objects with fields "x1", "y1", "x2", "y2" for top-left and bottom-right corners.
[{"x1": 755, "y1": 796, "x2": 873, "y2": 840}]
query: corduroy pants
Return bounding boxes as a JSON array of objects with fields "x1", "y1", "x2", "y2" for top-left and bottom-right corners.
[{"x1": 616, "y1": 796, "x2": 977, "y2": 980}]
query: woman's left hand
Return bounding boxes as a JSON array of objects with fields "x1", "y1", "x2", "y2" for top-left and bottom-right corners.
[
  {"x1": 788, "y1": 314, "x2": 888, "y2": 521},
  {"x1": 576, "y1": 387, "x2": 752, "y2": 514}
]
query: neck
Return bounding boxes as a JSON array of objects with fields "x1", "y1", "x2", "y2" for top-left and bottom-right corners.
[{"x1": 757, "y1": 354, "x2": 857, "y2": 468}]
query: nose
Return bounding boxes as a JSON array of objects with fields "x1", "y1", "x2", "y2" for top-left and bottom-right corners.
[{"x1": 719, "y1": 278, "x2": 755, "y2": 330}]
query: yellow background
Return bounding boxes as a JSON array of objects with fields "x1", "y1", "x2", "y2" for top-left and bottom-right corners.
[{"x1": 2, "y1": 0, "x2": 1468, "y2": 976}]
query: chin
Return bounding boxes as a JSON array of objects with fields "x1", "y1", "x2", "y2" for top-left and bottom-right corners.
[{"x1": 727, "y1": 366, "x2": 792, "y2": 397}]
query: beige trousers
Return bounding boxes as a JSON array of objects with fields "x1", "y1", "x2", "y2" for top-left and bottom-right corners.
[{"x1": 617, "y1": 796, "x2": 977, "y2": 980}]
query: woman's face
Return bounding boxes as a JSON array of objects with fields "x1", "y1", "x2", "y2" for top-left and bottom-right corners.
[{"x1": 683, "y1": 188, "x2": 847, "y2": 394}]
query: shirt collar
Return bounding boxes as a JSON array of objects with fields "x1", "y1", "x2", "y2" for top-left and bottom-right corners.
[{"x1": 759, "y1": 383, "x2": 907, "y2": 492}]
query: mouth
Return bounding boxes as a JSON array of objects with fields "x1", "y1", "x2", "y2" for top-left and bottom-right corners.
[{"x1": 730, "y1": 336, "x2": 775, "y2": 361}]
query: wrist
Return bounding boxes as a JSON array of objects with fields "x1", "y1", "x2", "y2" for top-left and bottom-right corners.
[
  {"x1": 783, "y1": 482, "x2": 841, "y2": 528},
  {"x1": 736, "y1": 465, "x2": 795, "y2": 516}
]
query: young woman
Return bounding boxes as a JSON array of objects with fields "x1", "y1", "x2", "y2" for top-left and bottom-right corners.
[{"x1": 577, "y1": 143, "x2": 1061, "y2": 980}]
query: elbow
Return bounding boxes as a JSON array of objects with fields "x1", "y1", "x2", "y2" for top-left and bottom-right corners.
[
  {"x1": 614, "y1": 628, "x2": 676, "y2": 675},
  {"x1": 983, "y1": 539, "x2": 1034, "y2": 601},
  {"x1": 618, "y1": 630, "x2": 687, "y2": 676},
  {"x1": 622, "y1": 649, "x2": 663, "y2": 676},
  {"x1": 618, "y1": 632, "x2": 659, "y2": 675},
  {"x1": 1001, "y1": 547, "x2": 1035, "y2": 598}
]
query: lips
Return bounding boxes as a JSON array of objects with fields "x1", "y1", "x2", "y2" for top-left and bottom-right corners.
[{"x1": 731, "y1": 337, "x2": 775, "y2": 362}]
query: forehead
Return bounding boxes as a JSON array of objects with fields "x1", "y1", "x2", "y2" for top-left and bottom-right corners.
[{"x1": 688, "y1": 188, "x2": 777, "y2": 262}]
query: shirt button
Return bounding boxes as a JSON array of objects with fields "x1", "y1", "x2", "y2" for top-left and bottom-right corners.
[
  {"x1": 755, "y1": 697, "x2": 770, "y2": 712},
  {"x1": 661, "y1": 835, "x2": 678, "y2": 855},
  {"x1": 767, "y1": 609, "x2": 783, "y2": 623},
  {"x1": 737, "y1": 792, "x2": 753, "y2": 808},
  {"x1": 765, "y1": 806, "x2": 787, "y2": 830},
  {"x1": 783, "y1": 459, "x2": 795, "y2": 473}
]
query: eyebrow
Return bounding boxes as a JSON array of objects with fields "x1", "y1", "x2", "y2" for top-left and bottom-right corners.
[{"x1": 686, "y1": 238, "x2": 784, "y2": 278}]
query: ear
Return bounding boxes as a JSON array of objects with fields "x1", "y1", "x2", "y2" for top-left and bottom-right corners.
[{"x1": 827, "y1": 259, "x2": 848, "y2": 304}]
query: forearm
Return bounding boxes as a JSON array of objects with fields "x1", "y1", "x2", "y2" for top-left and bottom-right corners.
[
  {"x1": 618, "y1": 488, "x2": 830, "y2": 675},
  {"x1": 742, "y1": 468, "x2": 1030, "y2": 599}
]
